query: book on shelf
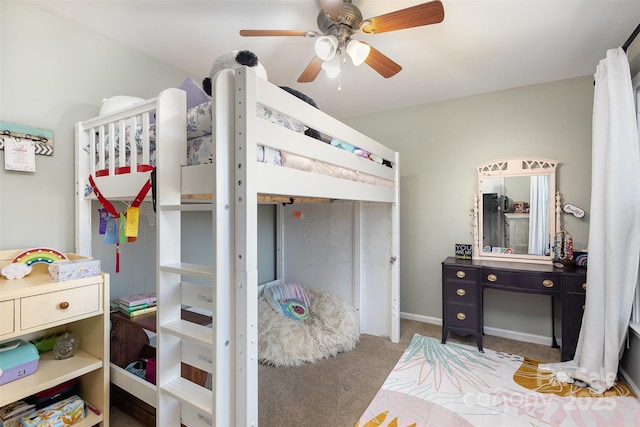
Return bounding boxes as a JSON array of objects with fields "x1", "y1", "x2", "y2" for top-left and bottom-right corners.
[
  {"x1": 117, "y1": 292, "x2": 157, "y2": 307},
  {"x1": 118, "y1": 302, "x2": 156, "y2": 312},
  {"x1": 120, "y1": 306, "x2": 157, "y2": 317}
]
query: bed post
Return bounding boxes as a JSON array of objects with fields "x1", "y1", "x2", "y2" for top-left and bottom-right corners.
[
  {"x1": 212, "y1": 69, "x2": 237, "y2": 425},
  {"x1": 353, "y1": 202, "x2": 364, "y2": 332},
  {"x1": 391, "y1": 152, "x2": 400, "y2": 343},
  {"x1": 234, "y1": 66, "x2": 259, "y2": 426},
  {"x1": 155, "y1": 88, "x2": 187, "y2": 426}
]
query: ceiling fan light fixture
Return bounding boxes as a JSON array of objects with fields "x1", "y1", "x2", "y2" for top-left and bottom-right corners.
[
  {"x1": 321, "y1": 55, "x2": 341, "y2": 78},
  {"x1": 315, "y1": 35, "x2": 339, "y2": 61},
  {"x1": 346, "y1": 39, "x2": 371, "y2": 66}
]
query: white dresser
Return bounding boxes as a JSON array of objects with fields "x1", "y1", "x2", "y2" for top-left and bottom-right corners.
[{"x1": 0, "y1": 249, "x2": 109, "y2": 426}]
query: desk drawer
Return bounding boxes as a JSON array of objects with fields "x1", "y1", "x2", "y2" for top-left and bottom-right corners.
[
  {"x1": 444, "y1": 304, "x2": 478, "y2": 330},
  {"x1": 444, "y1": 266, "x2": 477, "y2": 282},
  {"x1": 21, "y1": 284, "x2": 101, "y2": 330},
  {"x1": 482, "y1": 270, "x2": 561, "y2": 293},
  {"x1": 0, "y1": 300, "x2": 15, "y2": 336},
  {"x1": 564, "y1": 275, "x2": 587, "y2": 294},
  {"x1": 444, "y1": 281, "x2": 476, "y2": 304}
]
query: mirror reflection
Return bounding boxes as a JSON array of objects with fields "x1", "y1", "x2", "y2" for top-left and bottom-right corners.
[
  {"x1": 473, "y1": 157, "x2": 558, "y2": 264},
  {"x1": 481, "y1": 176, "x2": 551, "y2": 255}
]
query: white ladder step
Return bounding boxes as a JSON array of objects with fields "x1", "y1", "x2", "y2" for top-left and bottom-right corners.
[
  {"x1": 160, "y1": 262, "x2": 213, "y2": 278},
  {"x1": 161, "y1": 377, "x2": 212, "y2": 417},
  {"x1": 160, "y1": 319, "x2": 213, "y2": 348}
]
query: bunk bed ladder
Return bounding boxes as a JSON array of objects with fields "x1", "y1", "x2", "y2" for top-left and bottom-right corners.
[{"x1": 155, "y1": 84, "x2": 235, "y2": 426}]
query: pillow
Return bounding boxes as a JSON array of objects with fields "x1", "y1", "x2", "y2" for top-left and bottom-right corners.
[
  {"x1": 99, "y1": 95, "x2": 145, "y2": 116},
  {"x1": 263, "y1": 282, "x2": 310, "y2": 321},
  {"x1": 151, "y1": 76, "x2": 211, "y2": 124},
  {"x1": 257, "y1": 105, "x2": 306, "y2": 133},
  {"x1": 178, "y1": 76, "x2": 212, "y2": 109}
]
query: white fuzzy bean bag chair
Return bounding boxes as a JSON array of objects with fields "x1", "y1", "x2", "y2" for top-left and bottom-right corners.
[{"x1": 258, "y1": 286, "x2": 360, "y2": 367}]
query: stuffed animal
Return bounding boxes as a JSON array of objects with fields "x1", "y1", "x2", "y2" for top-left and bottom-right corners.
[
  {"x1": 279, "y1": 86, "x2": 322, "y2": 141},
  {"x1": 202, "y1": 50, "x2": 268, "y2": 96},
  {"x1": 202, "y1": 50, "x2": 323, "y2": 141},
  {"x1": 331, "y1": 138, "x2": 369, "y2": 158}
]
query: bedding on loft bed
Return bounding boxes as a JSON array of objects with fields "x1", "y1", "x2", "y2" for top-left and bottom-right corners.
[{"x1": 83, "y1": 95, "x2": 395, "y2": 196}]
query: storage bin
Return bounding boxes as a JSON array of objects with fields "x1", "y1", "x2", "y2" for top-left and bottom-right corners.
[
  {"x1": 0, "y1": 400, "x2": 35, "y2": 427},
  {"x1": 48, "y1": 259, "x2": 101, "y2": 282},
  {"x1": 19, "y1": 395, "x2": 84, "y2": 427},
  {"x1": 0, "y1": 340, "x2": 39, "y2": 386}
]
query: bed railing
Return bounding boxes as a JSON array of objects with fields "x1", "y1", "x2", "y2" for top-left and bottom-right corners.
[{"x1": 76, "y1": 67, "x2": 398, "y2": 205}]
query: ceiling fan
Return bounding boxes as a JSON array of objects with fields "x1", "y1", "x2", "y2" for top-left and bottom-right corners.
[{"x1": 240, "y1": 0, "x2": 445, "y2": 83}]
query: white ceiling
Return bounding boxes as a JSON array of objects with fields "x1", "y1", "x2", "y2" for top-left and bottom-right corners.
[{"x1": 32, "y1": 0, "x2": 640, "y2": 118}]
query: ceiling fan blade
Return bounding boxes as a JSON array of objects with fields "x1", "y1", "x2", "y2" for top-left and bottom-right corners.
[
  {"x1": 360, "y1": 0, "x2": 444, "y2": 35},
  {"x1": 319, "y1": 0, "x2": 344, "y2": 22},
  {"x1": 240, "y1": 30, "x2": 310, "y2": 37},
  {"x1": 363, "y1": 44, "x2": 402, "y2": 78},
  {"x1": 298, "y1": 56, "x2": 323, "y2": 83}
]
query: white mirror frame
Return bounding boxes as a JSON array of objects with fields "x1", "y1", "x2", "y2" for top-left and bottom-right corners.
[{"x1": 473, "y1": 157, "x2": 561, "y2": 265}]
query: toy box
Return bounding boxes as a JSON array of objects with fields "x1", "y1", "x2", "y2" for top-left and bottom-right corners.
[
  {"x1": 19, "y1": 395, "x2": 84, "y2": 427},
  {"x1": 48, "y1": 259, "x2": 101, "y2": 282},
  {"x1": 26, "y1": 379, "x2": 79, "y2": 410},
  {"x1": 0, "y1": 340, "x2": 39, "y2": 386},
  {"x1": 0, "y1": 401, "x2": 35, "y2": 427}
]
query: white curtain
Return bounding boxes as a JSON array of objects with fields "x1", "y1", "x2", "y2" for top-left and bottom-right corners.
[
  {"x1": 541, "y1": 47, "x2": 640, "y2": 393},
  {"x1": 528, "y1": 175, "x2": 550, "y2": 255}
]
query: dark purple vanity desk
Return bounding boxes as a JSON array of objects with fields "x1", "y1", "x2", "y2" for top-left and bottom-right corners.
[{"x1": 441, "y1": 256, "x2": 587, "y2": 361}]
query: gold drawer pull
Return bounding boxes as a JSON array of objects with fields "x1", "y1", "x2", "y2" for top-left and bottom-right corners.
[
  {"x1": 456, "y1": 288, "x2": 466, "y2": 296},
  {"x1": 487, "y1": 274, "x2": 497, "y2": 282},
  {"x1": 582, "y1": 283, "x2": 587, "y2": 290},
  {"x1": 456, "y1": 271, "x2": 466, "y2": 279},
  {"x1": 59, "y1": 301, "x2": 70, "y2": 310},
  {"x1": 582, "y1": 304, "x2": 585, "y2": 310},
  {"x1": 456, "y1": 312, "x2": 466, "y2": 321},
  {"x1": 542, "y1": 279, "x2": 554, "y2": 288}
]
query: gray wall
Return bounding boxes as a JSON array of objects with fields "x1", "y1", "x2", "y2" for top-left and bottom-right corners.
[
  {"x1": 0, "y1": 1, "x2": 187, "y2": 252},
  {"x1": 343, "y1": 77, "x2": 593, "y2": 339}
]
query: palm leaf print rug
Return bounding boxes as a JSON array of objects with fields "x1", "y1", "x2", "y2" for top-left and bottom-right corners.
[{"x1": 356, "y1": 335, "x2": 640, "y2": 427}]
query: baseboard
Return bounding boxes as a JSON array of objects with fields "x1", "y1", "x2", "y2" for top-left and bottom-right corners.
[
  {"x1": 619, "y1": 366, "x2": 640, "y2": 399},
  {"x1": 400, "y1": 312, "x2": 441, "y2": 325},
  {"x1": 400, "y1": 312, "x2": 556, "y2": 346}
]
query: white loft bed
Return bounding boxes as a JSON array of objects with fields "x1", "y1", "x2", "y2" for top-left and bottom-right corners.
[{"x1": 75, "y1": 67, "x2": 399, "y2": 426}]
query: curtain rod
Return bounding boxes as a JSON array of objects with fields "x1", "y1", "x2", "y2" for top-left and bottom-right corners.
[{"x1": 622, "y1": 22, "x2": 640, "y2": 52}]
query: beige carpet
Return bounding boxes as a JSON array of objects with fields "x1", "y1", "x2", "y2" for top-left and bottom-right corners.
[{"x1": 110, "y1": 319, "x2": 562, "y2": 426}]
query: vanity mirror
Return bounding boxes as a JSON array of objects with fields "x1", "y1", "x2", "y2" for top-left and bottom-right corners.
[{"x1": 472, "y1": 157, "x2": 560, "y2": 264}]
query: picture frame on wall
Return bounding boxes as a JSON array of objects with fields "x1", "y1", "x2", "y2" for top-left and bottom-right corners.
[{"x1": 513, "y1": 201, "x2": 525, "y2": 213}]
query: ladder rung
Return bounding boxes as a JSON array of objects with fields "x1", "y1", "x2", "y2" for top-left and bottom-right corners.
[
  {"x1": 160, "y1": 203, "x2": 214, "y2": 211},
  {"x1": 160, "y1": 262, "x2": 214, "y2": 278},
  {"x1": 160, "y1": 319, "x2": 213, "y2": 348},
  {"x1": 161, "y1": 377, "x2": 212, "y2": 416}
]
